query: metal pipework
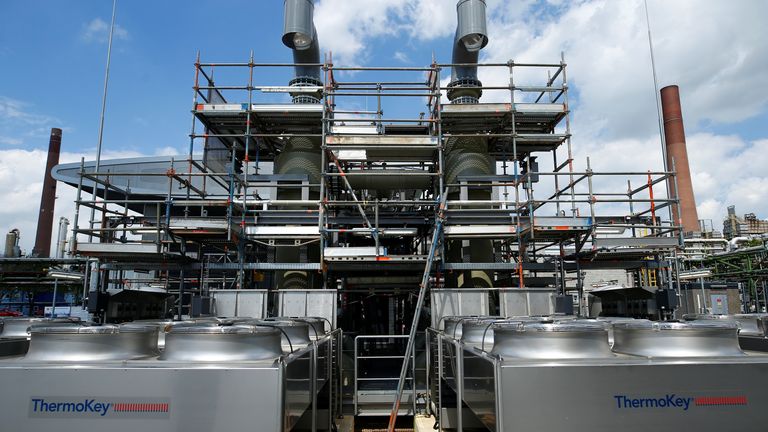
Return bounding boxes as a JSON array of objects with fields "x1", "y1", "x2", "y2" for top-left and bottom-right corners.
[
  {"x1": 55, "y1": 217, "x2": 69, "y2": 259},
  {"x1": 660, "y1": 85, "x2": 700, "y2": 234},
  {"x1": 4, "y1": 229, "x2": 20, "y2": 258},
  {"x1": 283, "y1": 0, "x2": 322, "y2": 103},
  {"x1": 32, "y1": 128, "x2": 62, "y2": 257},
  {"x1": 445, "y1": 0, "x2": 493, "y2": 288},
  {"x1": 448, "y1": 0, "x2": 489, "y2": 104},
  {"x1": 277, "y1": 1, "x2": 322, "y2": 289}
]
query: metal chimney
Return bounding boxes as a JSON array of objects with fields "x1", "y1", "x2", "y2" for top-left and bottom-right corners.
[
  {"x1": 32, "y1": 128, "x2": 62, "y2": 257},
  {"x1": 660, "y1": 85, "x2": 699, "y2": 234}
]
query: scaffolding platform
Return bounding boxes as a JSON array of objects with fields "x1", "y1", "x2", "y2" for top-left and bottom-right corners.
[
  {"x1": 325, "y1": 135, "x2": 438, "y2": 161},
  {"x1": 76, "y1": 243, "x2": 197, "y2": 262},
  {"x1": 520, "y1": 216, "x2": 592, "y2": 240},
  {"x1": 193, "y1": 103, "x2": 323, "y2": 154},
  {"x1": 490, "y1": 133, "x2": 569, "y2": 156},
  {"x1": 245, "y1": 225, "x2": 320, "y2": 239},
  {"x1": 440, "y1": 102, "x2": 567, "y2": 135},
  {"x1": 167, "y1": 217, "x2": 240, "y2": 241}
]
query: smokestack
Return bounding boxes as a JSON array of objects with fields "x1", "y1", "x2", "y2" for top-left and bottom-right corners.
[
  {"x1": 32, "y1": 128, "x2": 62, "y2": 257},
  {"x1": 660, "y1": 85, "x2": 699, "y2": 234}
]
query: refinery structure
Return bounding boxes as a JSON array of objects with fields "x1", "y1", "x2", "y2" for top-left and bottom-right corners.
[{"x1": 2, "y1": 1, "x2": 768, "y2": 431}]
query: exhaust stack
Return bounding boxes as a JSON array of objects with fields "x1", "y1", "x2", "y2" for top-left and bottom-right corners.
[
  {"x1": 448, "y1": 0, "x2": 489, "y2": 104},
  {"x1": 277, "y1": 0, "x2": 322, "y2": 289},
  {"x1": 445, "y1": 0, "x2": 494, "y2": 288},
  {"x1": 283, "y1": 0, "x2": 322, "y2": 104},
  {"x1": 660, "y1": 85, "x2": 699, "y2": 234},
  {"x1": 32, "y1": 128, "x2": 62, "y2": 257}
]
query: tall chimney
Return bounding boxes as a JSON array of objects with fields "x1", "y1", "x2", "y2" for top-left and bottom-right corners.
[
  {"x1": 660, "y1": 85, "x2": 699, "y2": 234},
  {"x1": 32, "y1": 128, "x2": 62, "y2": 257}
]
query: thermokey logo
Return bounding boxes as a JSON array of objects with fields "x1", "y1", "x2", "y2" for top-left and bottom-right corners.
[
  {"x1": 614, "y1": 394, "x2": 748, "y2": 411},
  {"x1": 29, "y1": 397, "x2": 170, "y2": 419}
]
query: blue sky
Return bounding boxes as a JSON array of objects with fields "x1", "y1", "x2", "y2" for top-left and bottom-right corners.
[
  {"x1": 1, "y1": 0, "x2": 767, "y2": 253},
  {"x1": 1, "y1": 0, "x2": 307, "y2": 155},
  {"x1": 0, "y1": 0, "x2": 470, "y2": 155}
]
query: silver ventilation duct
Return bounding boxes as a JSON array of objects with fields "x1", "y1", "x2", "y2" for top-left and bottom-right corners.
[
  {"x1": 445, "y1": 0, "x2": 494, "y2": 289},
  {"x1": 283, "y1": 0, "x2": 322, "y2": 103},
  {"x1": 448, "y1": 0, "x2": 488, "y2": 104},
  {"x1": 277, "y1": 0, "x2": 323, "y2": 290}
]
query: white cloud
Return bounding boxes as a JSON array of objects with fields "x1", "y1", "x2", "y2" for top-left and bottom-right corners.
[
  {"x1": 81, "y1": 18, "x2": 129, "y2": 43},
  {"x1": 314, "y1": 0, "x2": 409, "y2": 65},
  {"x1": 471, "y1": 0, "x2": 768, "y2": 227},
  {"x1": 0, "y1": 136, "x2": 22, "y2": 146},
  {"x1": 0, "y1": 96, "x2": 60, "y2": 128},
  {"x1": 0, "y1": 147, "x2": 158, "y2": 255},
  {"x1": 402, "y1": 0, "x2": 456, "y2": 41},
  {"x1": 393, "y1": 51, "x2": 410, "y2": 63},
  {"x1": 0, "y1": 96, "x2": 64, "y2": 148}
]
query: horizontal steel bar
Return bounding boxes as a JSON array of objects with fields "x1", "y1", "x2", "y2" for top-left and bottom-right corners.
[
  {"x1": 328, "y1": 92, "x2": 436, "y2": 97},
  {"x1": 206, "y1": 263, "x2": 322, "y2": 270},
  {"x1": 325, "y1": 172, "x2": 438, "y2": 177}
]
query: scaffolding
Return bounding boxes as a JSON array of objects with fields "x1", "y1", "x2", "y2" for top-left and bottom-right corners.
[{"x1": 62, "y1": 54, "x2": 683, "y2": 319}]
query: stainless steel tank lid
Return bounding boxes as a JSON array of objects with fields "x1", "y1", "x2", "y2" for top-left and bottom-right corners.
[
  {"x1": 1, "y1": 317, "x2": 83, "y2": 338},
  {"x1": 167, "y1": 324, "x2": 275, "y2": 334},
  {"x1": 248, "y1": 319, "x2": 312, "y2": 347},
  {"x1": 491, "y1": 321, "x2": 613, "y2": 359},
  {"x1": 160, "y1": 325, "x2": 283, "y2": 362},
  {"x1": 24, "y1": 324, "x2": 159, "y2": 361},
  {"x1": 1, "y1": 317, "x2": 80, "y2": 323},
  {"x1": 265, "y1": 316, "x2": 327, "y2": 337},
  {"x1": 508, "y1": 315, "x2": 558, "y2": 323},
  {"x1": 498, "y1": 321, "x2": 609, "y2": 332},
  {"x1": 459, "y1": 317, "x2": 507, "y2": 345},
  {"x1": 596, "y1": 317, "x2": 640, "y2": 323},
  {"x1": 29, "y1": 324, "x2": 119, "y2": 334},
  {"x1": 611, "y1": 320, "x2": 743, "y2": 358},
  {"x1": 682, "y1": 313, "x2": 734, "y2": 321},
  {"x1": 614, "y1": 320, "x2": 739, "y2": 331},
  {"x1": 733, "y1": 314, "x2": 768, "y2": 336},
  {"x1": 29, "y1": 324, "x2": 158, "y2": 335}
]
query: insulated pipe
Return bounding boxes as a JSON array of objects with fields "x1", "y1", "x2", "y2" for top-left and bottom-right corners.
[
  {"x1": 445, "y1": 1, "x2": 493, "y2": 288},
  {"x1": 660, "y1": 85, "x2": 699, "y2": 234},
  {"x1": 33, "y1": 128, "x2": 62, "y2": 257},
  {"x1": 278, "y1": 0, "x2": 322, "y2": 289}
]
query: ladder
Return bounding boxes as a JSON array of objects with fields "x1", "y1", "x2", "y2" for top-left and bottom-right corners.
[{"x1": 387, "y1": 192, "x2": 447, "y2": 431}]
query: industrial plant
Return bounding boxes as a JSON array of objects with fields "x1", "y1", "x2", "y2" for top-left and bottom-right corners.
[{"x1": 1, "y1": 1, "x2": 767, "y2": 431}]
